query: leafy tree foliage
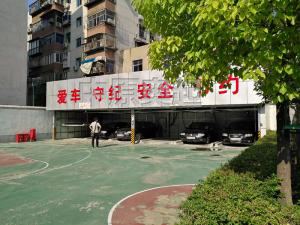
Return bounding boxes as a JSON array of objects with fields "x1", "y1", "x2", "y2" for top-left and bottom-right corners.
[{"x1": 133, "y1": 0, "x2": 300, "y2": 102}]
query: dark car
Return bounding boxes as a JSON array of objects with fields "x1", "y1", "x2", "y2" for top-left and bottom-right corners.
[
  {"x1": 180, "y1": 122, "x2": 216, "y2": 144},
  {"x1": 99, "y1": 122, "x2": 130, "y2": 139},
  {"x1": 222, "y1": 121, "x2": 256, "y2": 145},
  {"x1": 115, "y1": 121, "x2": 157, "y2": 141}
]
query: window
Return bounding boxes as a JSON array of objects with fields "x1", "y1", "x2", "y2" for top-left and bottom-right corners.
[
  {"x1": 40, "y1": 33, "x2": 64, "y2": 46},
  {"x1": 132, "y1": 59, "x2": 143, "y2": 72},
  {"x1": 28, "y1": 39, "x2": 40, "y2": 56},
  {"x1": 87, "y1": 10, "x2": 115, "y2": 29},
  {"x1": 75, "y1": 58, "x2": 81, "y2": 70},
  {"x1": 56, "y1": 34, "x2": 64, "y2": 44},
  {"x1": 76, "y1": 0, "x2": 81, "y2": 7},
  {"x1": 55, "y1": 53, "x2": 63, "y2": 63},
  {"x1": 41, "y1": 52, "x2": 63, "y2": 66},
  {"x1": 66, "y1": 32, "x2": 71, "y2": 43},
  {"x1": 106, "y1": 60, "x2": 115, "y2": 74},
  {"x1": 139, "y1": 23, "x2": 146, "y2": 39},
  {"x1": 76, "y1": 17, "x2": 82, "y2": 27},
  {"x1": 76, "y1": 37, "x2": 81, "y2": 47},
  {"x1": 56, "y1": 16, "x2": 62, "y2": 27}
]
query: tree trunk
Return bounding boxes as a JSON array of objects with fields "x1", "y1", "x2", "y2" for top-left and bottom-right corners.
[{"x1": 276, "y1": 102, "x2": 293, "y2": 206}]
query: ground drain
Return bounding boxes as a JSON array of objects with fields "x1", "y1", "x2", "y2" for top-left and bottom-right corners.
[
  {"x1": 140, "y1": 156, "x2": 151, "y2": 159},
  {"x1": 210, "y1": 154, "x2": 221, "y2": 157}
]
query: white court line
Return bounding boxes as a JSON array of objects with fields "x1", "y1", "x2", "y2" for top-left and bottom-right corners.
[
  {"x1": 39, "y1": 144, "x2": 136, "y2": 174},
  {"x1": 0, "y1": 159, "x2": 49, "y2": 181},
  {"x1": 107, "y1": 184, "x2": 195, "y2": 225},
  {"x1": 0, "y1": 148, "x2": 92, "y2": 181},
  {"x1": 37, "y1": 148, "x2": 92, "y2": 174}
]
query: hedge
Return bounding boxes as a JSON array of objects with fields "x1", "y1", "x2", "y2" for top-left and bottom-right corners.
[{"x1": 177, "y1": 132, "x2": 300, "y2": 225}]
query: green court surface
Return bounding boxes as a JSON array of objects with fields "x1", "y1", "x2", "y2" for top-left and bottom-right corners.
[{"x1": 0, "y1": 139, "x2": 244, "y2": 225}]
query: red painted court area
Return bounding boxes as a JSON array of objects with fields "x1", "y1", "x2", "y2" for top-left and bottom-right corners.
[
  {"x1": 109, "y1": 185, "x2": 194, "y2": 225},
  {"x1": 0, "y1": 152, "x2": 32, "y2": 167}
]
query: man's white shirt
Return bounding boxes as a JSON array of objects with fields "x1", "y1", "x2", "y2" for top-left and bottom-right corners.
[{"x1": 89, "y1": 121, "x2": 101, "y2": 133}]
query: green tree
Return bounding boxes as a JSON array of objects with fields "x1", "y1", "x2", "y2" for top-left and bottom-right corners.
[{"x1": 133, "y1": 0, "x2": 300, "y2": 205}]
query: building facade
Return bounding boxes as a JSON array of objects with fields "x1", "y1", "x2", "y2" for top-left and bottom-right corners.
[
  {"x1": 28, "y1": 0, "x2": 154, "y2": 106},
  {"x1": 0, "y1": 0, "x2": 27, "y2": 106}
]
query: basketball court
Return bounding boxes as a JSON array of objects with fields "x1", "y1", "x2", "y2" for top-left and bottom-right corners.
[{"x1": 0, "y1": 139, "x2": 244, "y2": 225}]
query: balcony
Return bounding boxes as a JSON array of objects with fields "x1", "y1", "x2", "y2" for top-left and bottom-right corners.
[
  {"x1": 84, "y1": 35, "x2": 116, "y2": 54},
  {"x1": 31, "y1": 19, "x2": 62, "y2": 35},
  {"x1": 29, "y1": 0, "x2": 64, "y2": 16},
  {"x1": 84, "y1": 0, "x2": 116, "y2": 7},
  {"x1": 28, "y1": 58, "x2": 42, "y2": 68}
]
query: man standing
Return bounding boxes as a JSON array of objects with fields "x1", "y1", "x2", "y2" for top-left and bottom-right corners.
[{"x1": 89, "y1": 118, "x2": 101, "y2": 148}]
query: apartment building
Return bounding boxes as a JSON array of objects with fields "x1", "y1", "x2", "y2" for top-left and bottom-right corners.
[
  {"x1": 28, "y1": 0, "x2": 154, "y2": 106},
  {"x1": 0, "y1": 0, "x2": 27, "y2": 106},
  {"x1": 28, "y1": 0, "x2": 65, "y2": 106}
]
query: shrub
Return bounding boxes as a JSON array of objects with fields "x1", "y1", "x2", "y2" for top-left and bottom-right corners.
[
  {"x1": 177, "y1": 170, "x2": 296, "y2": 225},
  {"x1": 224, "y1": 131, "x2": 277, "y2": 180},
  {"x1": 177, "y1": 132, "x2": 300, "y2": 225}
]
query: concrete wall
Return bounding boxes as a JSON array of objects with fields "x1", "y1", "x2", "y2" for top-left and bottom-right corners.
[
  {"x1": 0, "y1": 105, "x2": 54, "y2": 142},
  {"x1": 115, "y1": 0, "x2": 141, "y2": 73},
  {"x1": 121, "y1": 45, "x2": 149, "y2": 73},
  {"x1": 0, "y1": 0, "x2": 27, "y2": 106},
  {"x1": 55, "y1": 111, "x2": 88, "y2": 139},
  {"x1": 68, "y1": 1, "x2": 86, "y2": 79}
]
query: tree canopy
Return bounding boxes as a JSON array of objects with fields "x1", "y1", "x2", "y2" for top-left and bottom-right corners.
[{"x1": 132, "y1": 0, "x2": 300, "y2": 103}]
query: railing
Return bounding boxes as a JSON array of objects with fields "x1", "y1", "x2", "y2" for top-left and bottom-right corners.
[
  {"x1": 28, "y1": 59, "x2": 41, "y2": 68},
  {"x1": 29, "y1": 0, "x2": 63, "y2": 15},
  {"x1": 30, "y1": 19, "x2": 61, "y2": 33},
  {"x1": 28, "y1": 47, "x2": 41, "y2": 56},
  {"x1": 84, "y1": 36, "x2": 116, "y2": 52},
  {"x1": 84, "y1": 0, "x2": 116, "y2": 6}
]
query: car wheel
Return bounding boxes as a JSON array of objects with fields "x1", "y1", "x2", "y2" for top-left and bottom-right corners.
[
  {"x1": 108, "y1": 133, "x2": 115, "y2": 139},
  {"x1": 135, "y1": 133, "x2": 141, "y2": 144},
  {"x1": 182, "y1": 141, "x2": 188, "y2": 144},
  {"x1": 206, "y1": 137, "x2": 210, "y2": 144}
]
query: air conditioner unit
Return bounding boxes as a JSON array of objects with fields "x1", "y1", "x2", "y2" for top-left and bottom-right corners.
[
  {"x1": 64, "y1": 42, "x2": 69, "y2": 48},
  {"x1": 107, "y1": 18, "x2": 114, "y2": 25}
]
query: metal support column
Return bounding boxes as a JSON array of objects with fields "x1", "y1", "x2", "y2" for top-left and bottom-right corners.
[
  {"x1": 52, "y1": 111, "x2": 56, "y2": 140},
  {"x1": 131, "y1": 109, "x2": 135, "y2": 144}
]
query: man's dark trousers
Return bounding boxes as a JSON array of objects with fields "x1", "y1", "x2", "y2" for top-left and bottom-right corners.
[{"x1": 92, "y1": 133, "x2": 100, "y2": 147}]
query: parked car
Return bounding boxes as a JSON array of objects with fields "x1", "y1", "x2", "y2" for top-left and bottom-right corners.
[
  {"x1": 222, "y1": 121, "x2": 256, "y2": 145},
  {"x1": 180, "y1": 122, "x2": 216, "y2": 144},
  {"x1": 99, "y1": 122, "x2": 130, "y2": 139},
  {"x1": 115, "y1": 121, "x2": 157, "y2": 141}
]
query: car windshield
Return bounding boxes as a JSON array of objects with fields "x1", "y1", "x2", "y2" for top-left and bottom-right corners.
[
  {"x1": 188, "y1": 122, "x2": 211, "y2": 130},
  {"x1": 229, "y1": 121, "x2": 253, "y2": 130}
]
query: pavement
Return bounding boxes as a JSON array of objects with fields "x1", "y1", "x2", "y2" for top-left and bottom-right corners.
[{"x1": 0, "y1": 138, "x2": 245, "y2": 225}]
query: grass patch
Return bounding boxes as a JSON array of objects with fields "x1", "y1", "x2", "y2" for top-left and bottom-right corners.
[{"x1": 177, "y1": 132, "x2": 300, "y2": 225}]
